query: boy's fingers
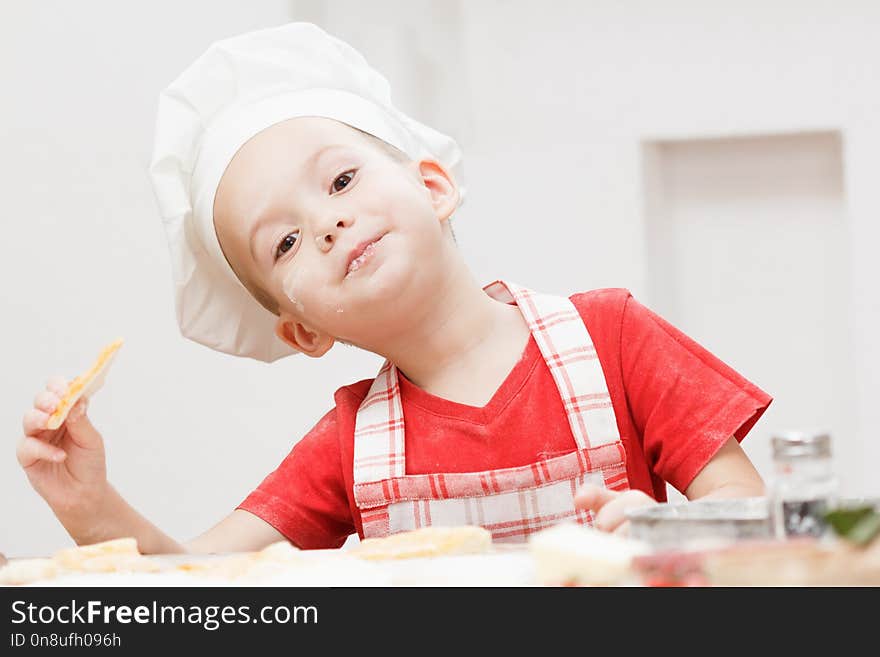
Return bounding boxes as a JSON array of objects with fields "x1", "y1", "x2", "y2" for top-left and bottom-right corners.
[
  {"x1": 46, "y1": 376, "x2": 69, "y2": 396},
  {"x1": 16, "y1": 436, "x2": 66, "y2": 468},
  {"x1": 594, "y1": 491, "x2": 656, "y2": 532},
  {"x1": 23, "y1": 408, "x2": 50, "y2": 436},
  {"x1": 612, "y1": 520, "x2": 632, "y2": 537},
  {"x1": 594, "y1": 500, "x2": 629, "y2": 532},
  {"x1": 65, "y1": 399, "x2": 102, "y2": 450},
  {"x1": 34, "y1": 390, "x2": 60, "y2": 413},
  {"x1": 573, "y1": 483, "x2": 618, "y2": 513}
]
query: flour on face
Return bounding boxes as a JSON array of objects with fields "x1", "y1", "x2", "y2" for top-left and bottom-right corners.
[{"x1": 282, "y1": 267, "x2": 307, "y2": 314}]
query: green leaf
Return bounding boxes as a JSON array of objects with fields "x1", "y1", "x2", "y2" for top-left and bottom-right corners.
[
  {"x1": 824, "y1": 506, "x2": 880, "y2": 545},
  {"x1": 847, "y1": 513, "x2": 880, "y2": 546}
]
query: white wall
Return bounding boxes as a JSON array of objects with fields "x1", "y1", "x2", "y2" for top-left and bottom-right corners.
[
  {"x1": 3, "y1": 0, "x2": 878, "y2": 557},
  {"x1": 0, "y1": 0, "x2": 387, "y2": 557},
  {"x1": 304, "y1": 0, "x2": 880, "y2": 498}
]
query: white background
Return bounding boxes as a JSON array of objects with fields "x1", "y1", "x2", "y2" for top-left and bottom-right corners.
[{"x1": 2, "y1": 0, "x2": 878, "y2": 557}]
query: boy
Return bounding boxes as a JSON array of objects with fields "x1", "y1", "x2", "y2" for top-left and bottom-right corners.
[{"x1": 18, "y1": 23, "x2": 769, "y2": 554}]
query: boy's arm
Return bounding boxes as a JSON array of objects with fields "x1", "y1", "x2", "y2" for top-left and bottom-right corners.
[
  {"x1": 70, "y1": 489, "x2": 286, "y2": 555},
  {"x1": 19, "y1": 377, "x2": 286, "y2": 556},
  {"x1": 54, "y1": 483, "x2": 187, "y2": 554},
  {"x1": 575, "y1": 436, "x2": 765, "y2": 533},
  {"x1": 683, "y1": 435, "x2": 765, "y2": 500},
  {"x1": 184, "y1": 509, "x2": 288, "y2": 554}
]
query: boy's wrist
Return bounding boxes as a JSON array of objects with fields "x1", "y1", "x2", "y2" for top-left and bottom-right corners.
[{"x1": 54, "y1": 481, "x2": 124, "y2": 546}]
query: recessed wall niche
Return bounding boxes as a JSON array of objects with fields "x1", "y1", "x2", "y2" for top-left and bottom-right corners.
[{"x1": 641, "y1": 131, "x2": 855, "y2": 490}]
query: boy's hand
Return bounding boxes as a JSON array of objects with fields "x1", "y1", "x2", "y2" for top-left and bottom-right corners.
[
  {"x1": 574, "y1": 484, "x2": 657, "y2": 535},
  {"x1": 17, "y1": 376, "x2": 109, "y2": 518}
]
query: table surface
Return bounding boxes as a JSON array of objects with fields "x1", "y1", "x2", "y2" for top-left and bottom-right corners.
[{"x1": 4, "y1": 546, "x2": 539, "y2": 587}]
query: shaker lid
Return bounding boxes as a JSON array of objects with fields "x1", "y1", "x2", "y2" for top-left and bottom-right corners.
[{"x1": 771, "y1": 430, "x2": 832, "y2": 458}]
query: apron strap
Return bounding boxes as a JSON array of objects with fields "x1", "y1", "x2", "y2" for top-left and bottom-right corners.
[
  {"x1": 484, "y1": 281, "x2": 618, "y2": 451},
  {"x1": 352, "y1": 360, "x2": 407, "y2": 485},
  {"x1": 353, "y1": 281, "x2": 620, "y2": 490}
]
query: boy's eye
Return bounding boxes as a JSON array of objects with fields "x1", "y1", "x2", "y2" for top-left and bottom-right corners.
[
  {"x1": 331, "y1": 170, "x2": 355, "y2": 193},
  {"x1": 275, "y1": 232, "x2": 298, "y2": 260}
]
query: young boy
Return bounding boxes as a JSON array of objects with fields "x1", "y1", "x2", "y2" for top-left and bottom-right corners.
[{"x1": 18, "y1": 23, "x2": 769, "y2": 554}]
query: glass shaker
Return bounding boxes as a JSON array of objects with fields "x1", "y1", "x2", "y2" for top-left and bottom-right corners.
[{"x1": 767, "y1": 431, "x2": 838, "y2": 540}]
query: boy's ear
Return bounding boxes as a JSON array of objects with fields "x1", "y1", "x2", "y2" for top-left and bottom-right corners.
[
  {"x1": 274, "y1": 316, "x2": 335, "y2": 358},
  {"x1": 417, "y1": 159, "x2": 460, "y2": 223}
]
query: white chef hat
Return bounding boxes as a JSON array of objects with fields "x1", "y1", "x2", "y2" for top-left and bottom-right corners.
[{"x1": 149, "y1": 22, "x2": 465, "y2": 362}]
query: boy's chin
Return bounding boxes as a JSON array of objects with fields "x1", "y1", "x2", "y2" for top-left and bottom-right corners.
[{"x1": 347, "y1": 258, "x2": 410, "y2": 302}]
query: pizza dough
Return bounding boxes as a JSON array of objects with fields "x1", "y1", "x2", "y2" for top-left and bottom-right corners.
[
  {"x1": 529, "y1": 522, "x2": 651, "y2": 586},
  {"x1": 700, "y1": 538, "x2": 880, "y2": 586},
  {"x1": 172, "y1": 541, "x2": 390, "y2": 586},
  {"x1": 53, "y1": 537, "x2": 160, "y2": 574},
  {"x1": 47, "y1": 338, "x2": 123, "y2": 430},
  {"x1": 53, "y1": 537, "x2": 138, "y2": 567},
  {"x1": 0, "y1": 558, "x2": 59, "y2": 585},
  {"x1": 173, "y1": 541, "x2": 301, "y2": 578},
  {"x1": 255, "y1": 540, "x2": 301, "y2": 562},
  {"x1": 0, "y1": 537, "x2": 162, "y2": 585},
  {"x1": 351, "y1": 525, "x2": 493, "y2": 560}
]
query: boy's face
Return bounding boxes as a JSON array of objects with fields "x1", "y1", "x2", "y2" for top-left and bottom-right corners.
[{"x1": 213, "y1": 117, "x2": 459, "y2": 356}]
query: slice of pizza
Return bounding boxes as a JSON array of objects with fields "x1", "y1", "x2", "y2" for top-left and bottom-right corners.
[{"x1": 46, "y1": 338, "x2": 124, "y2": 430}]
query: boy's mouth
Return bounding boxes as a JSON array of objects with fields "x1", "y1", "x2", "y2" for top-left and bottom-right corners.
[{"x1": 345, "y1": 233, "x2": 387, "y2": 278}]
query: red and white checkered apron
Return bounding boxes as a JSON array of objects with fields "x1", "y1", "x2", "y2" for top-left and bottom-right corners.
[{"x1": 352, "y1": 281, "x2": 629, "y2": 543}]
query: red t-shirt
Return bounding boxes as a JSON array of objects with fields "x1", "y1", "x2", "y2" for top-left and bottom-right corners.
[{"x1": 238, "y1": 289, "x2": 772, "y2": 549}]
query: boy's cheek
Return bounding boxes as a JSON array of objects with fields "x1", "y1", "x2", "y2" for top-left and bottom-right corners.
[
  {"x1": 281, "y1": 266, "x2": 311, "y2": 312},
  {"x1": 279, "y1": 273, "x2": 346, "y2": 326}
]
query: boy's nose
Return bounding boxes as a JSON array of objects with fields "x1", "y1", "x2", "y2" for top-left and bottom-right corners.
[{"x1": 316, "y1": 217, "x2": 352, "y2": 252}]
